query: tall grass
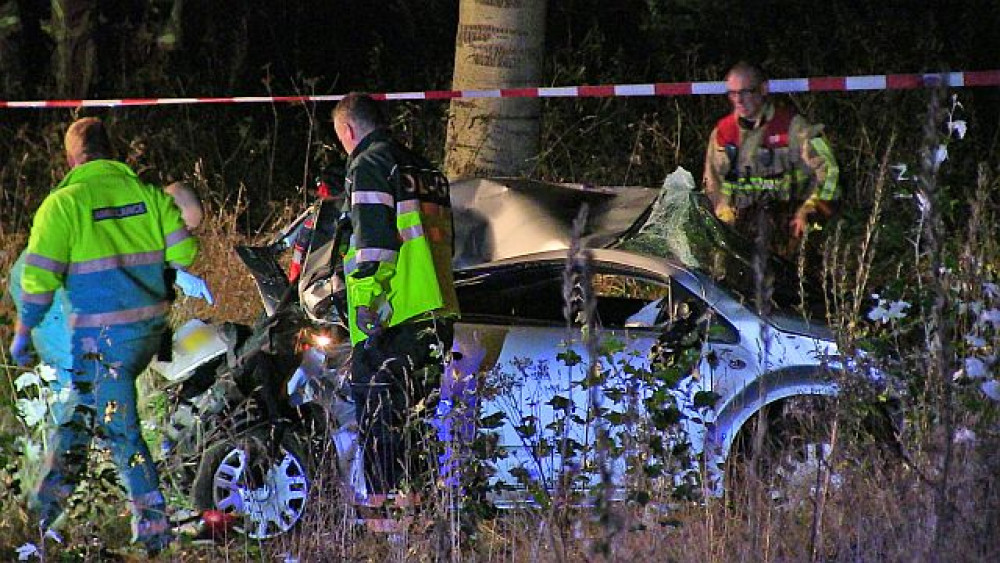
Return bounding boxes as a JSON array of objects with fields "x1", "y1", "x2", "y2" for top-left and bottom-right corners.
[{"x1": 1, "y1": 81, "x2": 998, "y2": 562}]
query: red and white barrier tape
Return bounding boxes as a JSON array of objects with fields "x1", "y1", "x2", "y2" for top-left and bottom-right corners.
[{"x1": 3, "y1": 70, "x2": 998, "y2": 109}]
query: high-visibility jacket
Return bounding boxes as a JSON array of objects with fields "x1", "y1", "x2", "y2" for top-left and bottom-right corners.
[
  {"x1": 342, "y1": 129, "x2": 459, "y2": 346},
  {"x1": 20, "y1": 159, "x2": 198, "y2": 330},
  {"x1": 703, "y1": 102, "x2": 839, "y2": 208}
]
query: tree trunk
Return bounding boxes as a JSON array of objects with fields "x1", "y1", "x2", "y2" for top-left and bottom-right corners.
[
  {"x1": 444, "y1": 0, "x2": 546, "y2": 180},
  {"x1": 51, "y1": 0, "x2": 96, "y2": 98}
]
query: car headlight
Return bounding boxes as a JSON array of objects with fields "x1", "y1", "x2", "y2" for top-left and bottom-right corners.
[{"x1": 297, "y1": 327, "x2": 345, "y2": 353}]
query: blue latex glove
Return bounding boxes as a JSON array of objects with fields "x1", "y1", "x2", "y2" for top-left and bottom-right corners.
[
  {"x1": 9, "y1": 331, "x2": 32, "y2": 367},
  {"x1": 174, "y1": 269, "x2": 215, "y2": 305}
]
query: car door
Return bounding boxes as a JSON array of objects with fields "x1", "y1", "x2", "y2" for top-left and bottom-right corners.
[
  {"x1": 451, "y1": 262, "x2": 598, "y2": 500},
  {"x1": 451, "y1": 260, "x2": 744, "y2": 502}
]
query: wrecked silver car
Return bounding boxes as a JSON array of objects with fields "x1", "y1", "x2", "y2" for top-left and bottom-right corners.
[
  {"x1": 445, "y1": 169, "x2": 878, "y2": 506},
  {"x1": 152, "y1": 169, "x2": 888, "y2": 535}
]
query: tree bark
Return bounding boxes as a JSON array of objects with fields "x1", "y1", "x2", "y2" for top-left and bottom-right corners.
[
  {"x1": 51, "y1": 0, "x2": 96, "y2": 98},
  {"x1": 444, "y1": 0, "x2": 546, "y2": 180}
]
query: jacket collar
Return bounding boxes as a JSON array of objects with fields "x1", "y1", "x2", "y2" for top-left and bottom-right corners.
[
  {"x1": 348, "y1": 128, "x2": 391, "y2": 162},
  {"x1": 738, "y1": 101, "x2": 776, "y2": 130},
  {"x1": 55, "y1": 159, "x2": 137, "y2": 190}
]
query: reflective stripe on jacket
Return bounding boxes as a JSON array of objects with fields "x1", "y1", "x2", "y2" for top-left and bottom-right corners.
[
  {"x1": 704, "y1": 102, "x2": 839, "y2": 206},
  {"x1": 343, "y1": 129, "x2": 459, "y2": 345},
  {"x1": 20, "y1": 159, "x2": 197, "y2": 329}
]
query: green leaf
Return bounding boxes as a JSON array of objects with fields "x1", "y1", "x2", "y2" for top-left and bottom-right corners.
[
  {"x1": 598, "y1": 337, "x2": 626, "y2": 355},
  {"x1": 548, "y1": 395, "x2": 572, "y2": 410},
  {"x1": 479, "y1": 411, "x2": 507, "y2": 429},
  {"x1": 650, "y1": 406, "x2": 683, "y2": 429},
  {"x1": 557, "y1": 349, "x2": 583, "y2": 366},
  {"x1": 693, "y1": 391, "x2": 721, "y2": 409},
  {"x1": 514, "y1": 418, "x2": 537, "y2": 438}
]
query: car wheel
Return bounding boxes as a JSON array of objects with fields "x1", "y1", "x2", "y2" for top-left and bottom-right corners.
[
  {"x1": 726, "y1": 396, "x2": 840, "y2": 504},
  {"x1": 728, "y1": 395, "x2": 900, "y2": 506},
  {"x1": 192, "y1": 426, "x2": 310, "y2": 539}
]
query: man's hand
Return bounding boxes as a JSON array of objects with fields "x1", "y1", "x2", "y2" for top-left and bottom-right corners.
[
  {"x1": 175, "y1": 269, "x2": 215, "y2": 305},
  {"x1": 715, "y1": 202, "x2": 737, "y2": 224},
  {"x1": 355, "y1": 297, "x2": 392, "y2": 337},
  {"x1": 789, "y1": 212, "x2": 809, "y2": 239},
  {"x1": 9, "y1": 330, "x2": 33, "y2": 367}
]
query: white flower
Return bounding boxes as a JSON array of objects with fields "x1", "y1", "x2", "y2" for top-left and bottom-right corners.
[
  {"x1": 964, "y1": 356, "x2": 989, "y2": 379},
  {"x1": 948, "y1": 119, "x2": 968, "y2": 140},
  {"x1": 890, "y1": 164, "x2": 909, "y2": 181},
  {"x1": 14, "y1": 371, "x2": 42, "y2": 393},
  {"x1": 981, "y1": 380, "x2": 1000, "y2": 402},
  {"x1": 981, "y1": 308, "x2": 1000, "y2": 329},
  {"x1": 36, "y1": 364, "x2": 57, "y2": 383},
  {"x1": 965, "y1": 334, "x2": 987, "y2": 348},
  {"x1": 16, "y1": 397, "x2": 49, "y2": 428},
  {"x1": 868, "y1": 297, "x2": 910, "y2": 324},
  {"x1": 983, "y1": 283, "x2": 999, "y2": 300},
  {"x1": 16, "y1": 543, "x2": 39, "y2": 560},
  {"x1": 887, "y1": 300, "x2": 911, "y2": 319},
  {"x1": 954, "y1": 427, "x2": 977, "y2": 444},
  {"x1": 868, "y1": 304, "x2": 888, "y2": 323},
  {"x1": 44, "y1": 529, "x2": 62, "y2": 543}
]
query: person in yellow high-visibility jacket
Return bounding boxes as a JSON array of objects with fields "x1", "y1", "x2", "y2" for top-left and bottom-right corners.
[
  {"x1": 332, "y1": 93, "x2": 459, "y2": 529},
  {"x1": 8, "y1": 117, "x2": 203, "y2": 555}
]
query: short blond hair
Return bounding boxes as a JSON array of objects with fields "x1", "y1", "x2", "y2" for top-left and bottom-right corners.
[{"x1": 64, "y1": 117, "x2": 113, "y2": 162}]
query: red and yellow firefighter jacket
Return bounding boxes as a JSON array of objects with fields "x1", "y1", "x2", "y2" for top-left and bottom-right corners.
[{"x1": 703, "y1": 102, "x2": 839, "y2": 213}]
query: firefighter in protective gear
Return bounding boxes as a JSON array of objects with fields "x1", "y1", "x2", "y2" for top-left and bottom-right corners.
[
  {"x1": 9, "y1": 117, "x2": 200, "y2": 555},
  {"x1": 704, "y1": 62, "x2": 839, "y2": 257},
  {"x1": 332, "y1": 93, "x2": 459, "y2": 525}
]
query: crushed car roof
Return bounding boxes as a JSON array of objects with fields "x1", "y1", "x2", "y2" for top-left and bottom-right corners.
[
  {"x1": 452, "y1": 168, "x2": 827, "y2": 321},
  {"x1": 450, "y1": 177, "x2": 658, "y2": 268}
]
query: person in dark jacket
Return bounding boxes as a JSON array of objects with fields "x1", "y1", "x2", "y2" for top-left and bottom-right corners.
[{"x1": 332, "y1": 93, "x2": 459, "y2": 530}]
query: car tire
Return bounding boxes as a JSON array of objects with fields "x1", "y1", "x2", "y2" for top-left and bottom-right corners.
[
  {"x1": 191, "y1": 426, "x2": 311, "y2": 539},
  {"x1": 727, "y1": 395, "x2": 900, "y2": 506}
]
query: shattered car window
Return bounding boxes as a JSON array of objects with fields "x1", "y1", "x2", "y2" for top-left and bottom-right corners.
[{"x1": 619, "y1": 168, "x2": 827, "y2": 322}]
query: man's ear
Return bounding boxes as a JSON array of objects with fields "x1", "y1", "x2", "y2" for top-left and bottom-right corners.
[{"x1": 760, "y1": 81, "x2": 769, "y2": 97}]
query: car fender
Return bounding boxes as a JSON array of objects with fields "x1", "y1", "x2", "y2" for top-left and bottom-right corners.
[{"x1": 700, "y1": 365, "x2": 840, "y2": 491}]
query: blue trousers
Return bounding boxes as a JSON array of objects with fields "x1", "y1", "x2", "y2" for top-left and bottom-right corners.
[{"x1": 31, "y1": 319, "x2": 170, "y2": 547}]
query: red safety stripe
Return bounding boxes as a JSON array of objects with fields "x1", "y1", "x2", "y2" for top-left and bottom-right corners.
[{"x1": 1, "y1": 71, "x2": 997, "y2": 109}]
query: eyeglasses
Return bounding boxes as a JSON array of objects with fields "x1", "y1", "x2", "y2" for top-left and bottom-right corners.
[{"x1": 727, "y1": 87, "x2": 760, "y2": 99}]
